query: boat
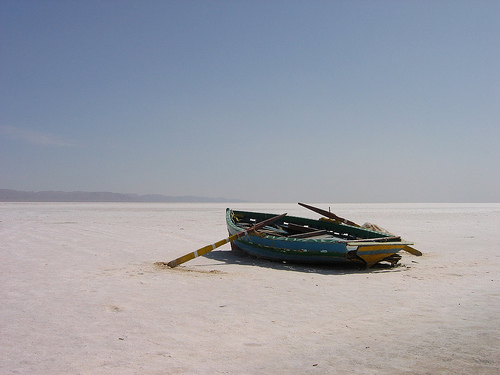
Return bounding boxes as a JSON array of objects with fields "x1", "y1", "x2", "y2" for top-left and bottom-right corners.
[{"x1": 226, "y1": 206, "x2": 416, "y2": 268}]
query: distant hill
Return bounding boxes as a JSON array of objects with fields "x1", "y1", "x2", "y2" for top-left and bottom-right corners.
[{"x1": 0, "y1": 189, "x2": 246, "y2": 203}]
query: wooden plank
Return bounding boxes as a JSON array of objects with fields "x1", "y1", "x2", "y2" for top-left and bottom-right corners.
[
  {"x1": 345, "y1": 236, "x2": 401, "y2": 243},
  {"x1": 286, "y1": 222, "x2": 319, "y2": 233},
  {"x1": 288, "y1": 229, "x2": 329, "y2": 239}
]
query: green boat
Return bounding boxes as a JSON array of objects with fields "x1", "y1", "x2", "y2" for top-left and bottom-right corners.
[{"x1": 226, "y1": 204, "x2": 418, "y2": 268}]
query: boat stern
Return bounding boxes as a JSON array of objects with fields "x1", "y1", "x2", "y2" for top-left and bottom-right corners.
[{"x1": 347, "y1": 242, "x2": 413, "y2": 267}]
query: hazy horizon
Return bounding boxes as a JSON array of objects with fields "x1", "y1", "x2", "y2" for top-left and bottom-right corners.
[
  {"x1": 1, "y1": 1, "x2": 499, "y2": 203},
  {"x1": 2, "y1": 188, "x2": 500, "y2": 204}
]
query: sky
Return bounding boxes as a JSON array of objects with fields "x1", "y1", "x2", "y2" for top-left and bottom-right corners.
[{"x1": 1, "y1": 1, "x2": 499, "y2": 203}]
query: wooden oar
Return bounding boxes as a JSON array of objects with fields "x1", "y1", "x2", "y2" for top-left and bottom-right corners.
[
  {"x1": 167, "y1": 213, "x2": 287, "y2": 268},
  {"x1": 400, "y1": 245, "x2": 422, "y2": 256},
  {"x1": 298, "y1": 202, "x2": 422, "y2": 256},
  {"x1": 298, "y1": 202, "x2": 360, "y2": 226}
]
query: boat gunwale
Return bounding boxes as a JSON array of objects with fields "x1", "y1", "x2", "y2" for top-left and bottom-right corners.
[{"x1": 226, "y1": 208, "x2": 412, "y2": 246}]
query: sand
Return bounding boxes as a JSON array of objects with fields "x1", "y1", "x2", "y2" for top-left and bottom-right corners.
[{"x1": 1, "y1": 202, "x2": 499, "y2": 374}]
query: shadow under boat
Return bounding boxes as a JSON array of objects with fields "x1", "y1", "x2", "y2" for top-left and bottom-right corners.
[{"x1": 203, "y1": 246, "x2": 404, "y2": 275}]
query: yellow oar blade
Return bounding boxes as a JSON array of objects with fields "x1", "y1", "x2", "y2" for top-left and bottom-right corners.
[
  {"x1": 402, "y1": 245, "x2": 422, "y2": 256},
  {"x1": 167, "y1": 234, "x2": 238, "y2": 268},
  {"x1": 166, "y1": 212, "x2": 287, "y2": 268}
]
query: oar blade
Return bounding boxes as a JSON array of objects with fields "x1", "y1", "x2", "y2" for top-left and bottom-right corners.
[
  {"x1": 167, "y1": 236, "x2": 236, "y2": 268},
  {"x1": 166, "y1": 212, "x2": 287, "y2": 268},
  {"x1": 402, "y1": 245, "x2": 423, "y2": 256}
]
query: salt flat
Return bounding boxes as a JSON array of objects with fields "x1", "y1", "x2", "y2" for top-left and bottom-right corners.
[{"x1": 1, "y1": 203, "x2": 499, "y2": 374}]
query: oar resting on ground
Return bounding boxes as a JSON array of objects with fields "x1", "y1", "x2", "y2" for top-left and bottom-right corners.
[
  {"x1": 298, "y1": 202, "x2": 422, "y2": 256},
  {"x1": 166, "y1": 213, "x2": 287, "y2": 268}
]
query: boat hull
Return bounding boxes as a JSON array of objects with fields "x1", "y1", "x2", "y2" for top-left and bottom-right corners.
[{"x1": 226, "y1": 208, "x2": 413, "y2": 267}]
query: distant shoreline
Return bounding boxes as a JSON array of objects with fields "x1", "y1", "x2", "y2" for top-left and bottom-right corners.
[{"x1": 0, "y1": 189, "x2": 246, "y2": 203}]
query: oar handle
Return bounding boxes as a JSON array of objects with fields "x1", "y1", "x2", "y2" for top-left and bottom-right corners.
[
  {"x1": 298, "y1": 202, "x2": 359, "y2": 227},
  {"x1": 167, "y1": 212, "x2": 287, "y2": 268}
]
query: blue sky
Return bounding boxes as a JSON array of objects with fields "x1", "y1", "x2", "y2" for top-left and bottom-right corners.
[{"x1": 1, "y1": 1, "x2": 499, "y2": 202}]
